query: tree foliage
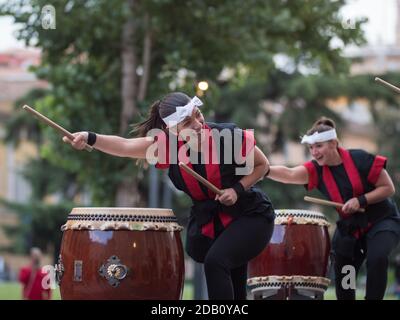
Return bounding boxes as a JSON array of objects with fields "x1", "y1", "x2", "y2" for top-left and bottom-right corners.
[{"x1": 0, "y1": 0, "x2": 366, "y2": 252}]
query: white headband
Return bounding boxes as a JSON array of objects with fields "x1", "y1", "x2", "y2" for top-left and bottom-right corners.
[
  {"x1": 161, "y1": 96, "x2": 203, "y2": 127},
  {"x1": 301, "y1": 129, "x2": 337, "y2": 144}
]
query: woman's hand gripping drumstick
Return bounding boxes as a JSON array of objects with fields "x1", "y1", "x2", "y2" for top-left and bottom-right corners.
[
  {"x1": 304, "y1": 196, "x2": 365, "y2": 213},
  {"x1": 22, "y1": 105, "x2": 93, "y2": 152},
  {"x1": 178, "y1": 162, "x2": 240, "y2": 206},
  {"x1": 179, "y1": 162, "x2": 224, "y2": 196}
]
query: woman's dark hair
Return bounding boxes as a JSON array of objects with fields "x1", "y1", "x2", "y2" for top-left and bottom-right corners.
[
  {"x1": 132, "y1": 92, "x2": 191, "y2": 137},
  {"x1": 306, "y1": 117, "x2": 336, "y2": 136}
]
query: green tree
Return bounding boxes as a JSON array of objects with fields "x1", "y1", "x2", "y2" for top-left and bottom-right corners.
[
  {"x1": 1, "y1": 0, "x2": 365, "y2": 251},
  {"x1": 1, "y1": 88, "x2": 77, "y2": 256}
]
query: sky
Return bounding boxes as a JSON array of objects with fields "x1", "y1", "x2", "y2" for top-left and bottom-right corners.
[
  {"x1": 0, "y1": 0, "x2": 398, "y2": 51},
  {"x1": 342, "y1": 0, "x2": 397, "y2": 45},
  {"x1": 0, "y1": 16, "x2": 25, "y2": 51}
]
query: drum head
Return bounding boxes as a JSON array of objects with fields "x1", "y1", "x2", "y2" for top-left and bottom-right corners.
[
  {"x1": 62, "y1": 207, "x2": 183, "y2": 231},
  {"x1": 274, "y1": 209, "x2": 330, "y2": 226}
]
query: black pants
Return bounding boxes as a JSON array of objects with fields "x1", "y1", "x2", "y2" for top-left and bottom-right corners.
[
  {"x1": 333, "y1": 230, "x2": 399, "y2": 300},
  {"x1": 201, "y1": 214, "x2": 273, "y2": 300}
]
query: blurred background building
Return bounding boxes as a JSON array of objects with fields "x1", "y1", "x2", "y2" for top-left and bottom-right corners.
[{"x1": 0, "y1": 49, "x2": 48, "y2": 278}]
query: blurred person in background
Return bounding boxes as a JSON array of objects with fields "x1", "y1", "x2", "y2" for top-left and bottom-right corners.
[{"x1": 19, "y1": 247, "x2": 51, "y2": 300}]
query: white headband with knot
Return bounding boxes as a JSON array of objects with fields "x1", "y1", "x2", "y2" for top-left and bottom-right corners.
[
  {"x1": 301, "y1": 129, "x2": 337, "y2": 144},
  {"x1": 161, "y1": 96, "x2": 203, "y2": 127}
]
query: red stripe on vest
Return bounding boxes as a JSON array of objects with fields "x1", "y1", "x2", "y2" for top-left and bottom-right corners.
[
  {"x1": 338, "y1": 148, "x2": 364, "y2": 197},
  {"x1": 219, "y1": 212, "x2": 233, "y2": 227},
  {"x1": 203, "y1": 124, "x2": 222, "y2": 198},
  {"x1": 155, "y1": 131, "x2": 170, "y2": 169},
  {"x1": 241, "y1": 129, "x2": 256, "y2": 157},
  {"x1": 303, "y1": 161, "x2": 318, "y2": 191},
  {"x1": 202, "y1": 124, "x2": 234, "y2": 238},
  {"x1": 322, "y1": 148, "x2": 364, "y2": 218},
  {"x1": 322, "y1": 166, "x2": 348, "y2": 218},
  {"x1": 177, "y1": 125, "x2": 233, "y2": 239},
  {"x1": 201, "y1": 221, "x2": 215, "y2": 239},
  {"x1": 177, "y1": 140, "x2": 207, "y2": 201},
  {"x1": 367, "y1": 155, "x2": 387, "y2": 185}
]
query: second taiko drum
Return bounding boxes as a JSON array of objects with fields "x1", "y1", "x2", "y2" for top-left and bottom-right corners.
[{"x1": 247, "y1": 209, "x2": 331, "y2": 298}]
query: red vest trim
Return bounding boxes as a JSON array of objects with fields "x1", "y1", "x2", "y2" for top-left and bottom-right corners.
[
  {"x1": 219, "y1": 211, "x2": 234, "y2": 227},
  {"x1": 177, "y1": 125, "x2": 234, "y2": 239},
  {"x1": 203, "y1": 124, "x2": 222, "y2": 198},
  {"x1": 303, "y1": 161, "x2": 319, "y2": 191},
  {"x1": 242, "y1": 129, "x2": 256, "y2": 157},
  {"x1": 367, "y1": 155, "x2": 387, "y2": 185},
  {"x1": 154, "y1": 131, "x2": 170, "y2": 169},
  {"x1": 322, "y1": 148, "x2": 364, "y2": 218},
  {"x1": 201, "y1": 221, "x2": 215, "y2": 239},
  {"x1": 177, "y1": 140, "x2": 207, "y2": 201},
  {"x1": 338, "y1": 148, "x2": 364, "y2": 197}
]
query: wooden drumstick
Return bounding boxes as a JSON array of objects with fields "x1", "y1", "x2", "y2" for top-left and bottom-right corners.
[
  {"x1": 375, "y1": 77, "x2": 400, "y2": 94},
  {"x1": 178, "y1": 162, "x2": 224, "y2": 196},
  {"x1": 22, "y1": 105, "x2": 93, "y2": 152},
  {"x1": 304, "y1": 196, "x2": 365, "y2": 213}
]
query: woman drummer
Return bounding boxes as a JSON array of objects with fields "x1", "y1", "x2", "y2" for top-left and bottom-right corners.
[
  {"x1": 63, "y1": 92, "x2": 275, "y2": 300},
  {"x1": 265, "y1": 117, "x2": 400, "y2": 300}
]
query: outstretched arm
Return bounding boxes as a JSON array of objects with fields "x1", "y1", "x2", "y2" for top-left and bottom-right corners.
[
  {"x1": 267, "y1": 165, "x2": 309, "y2": 185},
  {"x1": 63, "y1": 132, "x2": 154, "y2": 159}
]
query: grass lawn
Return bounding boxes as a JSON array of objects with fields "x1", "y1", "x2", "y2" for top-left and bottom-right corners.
[
  {"x1": 0, "y1": 282, "x2": 396, "y2": 300},
  {"x1": 324, "y1": 286, "x2": 397, "y2": 300},
  {"x1": 0, "y1": 282, "x2": 191, "y2": 300},
  {"x1": 0, "y1": 282, "x2": 61, "y2": 300}
]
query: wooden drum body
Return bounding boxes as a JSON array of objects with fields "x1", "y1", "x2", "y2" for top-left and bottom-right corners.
[
  {"x1": 248, "y1": 210, "x2": 331, "y2": 299},
  {"x1": 56, "y1": 208, "x2": 185, "y2": 300}
]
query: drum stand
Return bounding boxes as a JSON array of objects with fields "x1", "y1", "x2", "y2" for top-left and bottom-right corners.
[
  {"x1": 248, "y1": 275, "x2": 330, "y2": 300},
  {"x1": 252, "y1": 285, "x2": 325, "y2": 300}
]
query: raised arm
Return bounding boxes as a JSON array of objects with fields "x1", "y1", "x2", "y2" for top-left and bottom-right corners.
[
  {"x1": 63, "y1": 132, "x2": 154, "y2": 159},
  {"x1": 267, "y1": 165, "x2": 309, "y2": 185}
]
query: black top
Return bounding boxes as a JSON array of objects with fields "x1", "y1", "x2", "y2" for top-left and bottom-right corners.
[{"x1": 155, "y1": 122, "x2": 275, "y2": 227}]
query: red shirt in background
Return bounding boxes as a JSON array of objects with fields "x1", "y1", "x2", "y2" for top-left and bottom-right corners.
[{"x1": 19, "y1": 266, "x2": 51, "y2": 300}]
